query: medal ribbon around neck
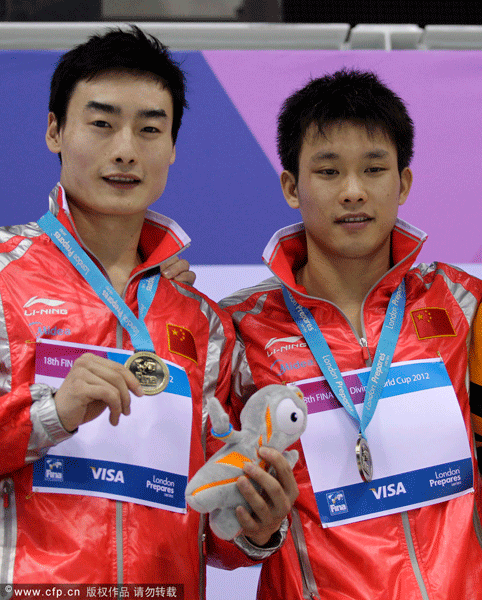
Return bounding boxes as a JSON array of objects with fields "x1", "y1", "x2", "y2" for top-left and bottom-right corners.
[
  {"x1": 282, "y1": 279, "x2": 406, "y2": 480},
  {"x1": 39, "y1": 211, "x2": 170, "y2": 394}
]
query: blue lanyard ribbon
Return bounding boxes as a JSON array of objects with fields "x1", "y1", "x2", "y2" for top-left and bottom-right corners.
[
  {"x1": 282, "y1": 280, "x2": 406, "y2": 438},
  {"x1": 39, "y1": 211, "x2": 159, "y2": 353}
]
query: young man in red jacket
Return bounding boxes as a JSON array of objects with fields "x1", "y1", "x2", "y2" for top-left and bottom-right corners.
[
  {"x1": 221, "y1": 69, "x2": 482, "y2": 599},
  {"x1": 0, "y1": 26, "x2": 297, "y2": 595}
]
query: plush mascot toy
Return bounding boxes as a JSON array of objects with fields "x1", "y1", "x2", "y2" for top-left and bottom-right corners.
[{"x1": 185, "y1": 384, "x2": 308, "y2": 540}]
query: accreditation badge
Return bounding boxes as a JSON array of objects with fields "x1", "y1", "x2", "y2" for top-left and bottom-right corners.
[
  {"x1": 33, "y1": 339, "x2": 192, "y2": 513},
  {"x1": 292, "y1": 358, "x2": 473, "y2": 527}
]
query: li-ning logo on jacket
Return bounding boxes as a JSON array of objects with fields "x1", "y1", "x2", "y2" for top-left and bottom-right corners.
[
  {"x1": 24, "y1": 296, "x2": 68, "y2": 316},
  {"x1": 264, "y1": 335, "x2": 307, "y2": 357}
]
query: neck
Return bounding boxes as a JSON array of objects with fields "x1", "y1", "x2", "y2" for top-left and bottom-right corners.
[
  {"x1": 68, "y1": 204, "x2": 145, "y2": 295},
  {"x1": 297, "y1": 246, "x2": 391, "y2": 337}
]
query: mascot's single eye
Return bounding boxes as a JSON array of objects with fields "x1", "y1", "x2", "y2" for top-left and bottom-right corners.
[{"x1": 275, "y1": 398, "x2": 306, "y2": 435}]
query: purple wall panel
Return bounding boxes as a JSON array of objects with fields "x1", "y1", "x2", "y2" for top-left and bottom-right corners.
[{"x1": 204, "y1": 50, "x2": 482, "y2": 265}]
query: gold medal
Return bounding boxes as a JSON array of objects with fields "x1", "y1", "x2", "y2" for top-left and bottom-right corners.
[
  {"x1": 356, "y1": 435, "x2": 373, "y2": 482},
  {"x1": 125, "y1": 351, "x2": 170, "y2": 395}
]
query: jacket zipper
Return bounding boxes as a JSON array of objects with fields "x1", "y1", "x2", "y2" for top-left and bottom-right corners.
[
  {"x1": 359, "y1": 337, "x2": 371, "y2": 365},
  {"x1": 360, "y1": 315, "x2": 430, "y2": 598},
  {"x1": 291, "y1": 508, "x2": 320, "y2": 600},
  {"x1": 199, "y1": 527, "x2": 206, "y2": 600},
  {"x1": 116, "y1": 501, "x2": 123, "y2": 585},
  {"x1": 1, "y1": 478, "x2": 16, "y2": 588},
  {"x1": 401, "y1": 512, "x2": 430, "y2": 599}
]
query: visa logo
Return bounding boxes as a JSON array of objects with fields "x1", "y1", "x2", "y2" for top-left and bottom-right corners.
[
  {"x1": 90, "y1": 467, "x2": 125, "y2": 483},
  {"x1": 370, "y1": 482, "x2": 407, "y2": 499}
]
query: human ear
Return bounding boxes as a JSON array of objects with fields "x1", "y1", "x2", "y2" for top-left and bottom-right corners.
[
  {"x1": 45, "y1": 112, "x2": 62, "y2": 154},
  {"x1": 398, "y1": 167, "x2": 413, "y2": 206},
  {"x1": 169, "y1": 144, "x2": 176, "y2": 166},
  {"x1": 280, "y1": 170, "x2": 300, "y2": 210}
]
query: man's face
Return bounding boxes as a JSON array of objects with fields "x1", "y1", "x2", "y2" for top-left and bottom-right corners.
[
  {"x1": 281, "y1": 121, "x2": 412, "y2": 265},
  {"x1": 46, "y1": 71, "x2": 176, "y2": 219}
]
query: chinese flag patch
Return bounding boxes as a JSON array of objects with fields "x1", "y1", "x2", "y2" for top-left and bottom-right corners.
[
  {"x1": 167, "y1": 323, "x2": 198, "y2": 364},
  {"x1": 410, "y1": 307, "x2": 457, "y2": 340}
]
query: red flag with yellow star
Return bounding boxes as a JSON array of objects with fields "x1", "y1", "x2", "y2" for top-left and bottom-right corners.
[
  {"x1": 167, "y1": 323, "x2": 198, "y2": 363},
  {"x1": 410, "y1": 308, "x2": 456, "y2": 340}
]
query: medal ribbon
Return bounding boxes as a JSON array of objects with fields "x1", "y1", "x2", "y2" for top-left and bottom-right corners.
[
  {"x1": 282, "y1": 280, "x2": 406, "y2": 438},
  {"x1": 39, "y1": 211, "x2": 160, "y2": 353}
]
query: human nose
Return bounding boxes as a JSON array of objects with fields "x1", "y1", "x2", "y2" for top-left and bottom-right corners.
[
  {"x1": 340, "y1": 173, "x2": 367, "y2": 204},
  {"x1": 112, "y1": 128, "x2": 137, "y2": 165}
]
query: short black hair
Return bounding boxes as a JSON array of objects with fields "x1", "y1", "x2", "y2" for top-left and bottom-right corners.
[
  {"x1": 277, "y1": 68, "x2": 414, "y2": 180},
  {"x1": 49, "y1": 25, "x2": 187, "y2": 143}
]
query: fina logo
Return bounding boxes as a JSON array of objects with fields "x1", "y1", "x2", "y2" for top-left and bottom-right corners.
[
  {"x1": 326, "y1": 490, "x2": 348, "y2": 516},
  {"x1": 90, "y1": 466, "x2": 125, "y2": 483},
  {"x1": 45, "y1": 458, "x2": 64, "y2": 481}
]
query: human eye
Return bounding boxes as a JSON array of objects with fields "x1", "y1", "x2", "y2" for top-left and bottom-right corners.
[
  {"x1": 142, "y1": 125, "x2": 160, "y2": 134},
  {"x1": 365, "y1": 166, "x2": 386, "y2": 174},
  {"x1": 91, "y1": 120, "x2": 111, "y2": 128},
  {"x1": 316, "y1": 168, "x2": 338, "y2": 177}
]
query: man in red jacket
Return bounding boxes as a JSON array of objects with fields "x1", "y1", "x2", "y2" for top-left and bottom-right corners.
[
  {"x1": 0, "y1": 26, "x2": 297, "y2": 595},
  {"x1": 221, "y1": 69, "x2": 482, "y2": 599}
]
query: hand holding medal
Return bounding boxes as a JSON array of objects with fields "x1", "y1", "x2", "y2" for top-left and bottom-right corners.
[
  {"x1": 54, "y1": 352, "x2": 145, "y2": 432},
  {"x1": 39, "y1": 212, "x2": 171, "y2": 416}
]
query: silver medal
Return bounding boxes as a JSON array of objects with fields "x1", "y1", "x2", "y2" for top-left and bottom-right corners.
[{"x1": 355, "y1": 435, "x2": 373, "y2": 482}]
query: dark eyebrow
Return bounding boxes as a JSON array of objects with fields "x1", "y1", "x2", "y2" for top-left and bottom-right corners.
[
  {"x1": 85, "y1": 101, "x2": 120, "y2": 115},
  {"x1": 85, "y1": 103, "x2": 168, "y2": 120},
  {"x1": 137, "y1": 108, "x2": 168, "y2": 120},
  {"x1": 310, "y1": 149, "x2": 391, "y2": 163},
  {"x1": 310, "y1": 151, "x2": 339, "y2": 162},
  {"x1": 364, "y1": 149, "x2": 390, "y2": 159}
]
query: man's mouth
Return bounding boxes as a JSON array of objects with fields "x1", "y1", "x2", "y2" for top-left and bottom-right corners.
[
  {"x1": 103, "y1": 175, "x2": 141, "y2": 184},
  {"x1": 335, "y1": 215, "x2": 372, "y2": 224}
]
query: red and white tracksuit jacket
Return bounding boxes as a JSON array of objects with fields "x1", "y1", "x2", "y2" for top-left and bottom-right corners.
[
  {"x1": 0, "y1": 184, "x2": 253, "y2": 596},
  {"x1": 221, "y1": 219, "x2": 482, "y2": 600}
]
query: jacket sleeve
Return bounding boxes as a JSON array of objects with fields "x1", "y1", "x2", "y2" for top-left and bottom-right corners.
[
  {"x1": 470, "y1": 302, "x2": 482, "y2": 472},
  {"x1": 0, "y1": 291, "x2": 72, "y2": 476},
  {"x1": 0, "y1": 382, "x2": 73, "y2": 477},
  {"x1": 205, "y1": 330, "x2": 288, "y2": 568},
  {"x1": 202, "y1": 311, "x2": 259, "y2": 568}
]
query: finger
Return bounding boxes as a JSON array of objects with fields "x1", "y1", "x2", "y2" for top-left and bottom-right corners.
[
  {"x1": 235, "y1": 476, "x2": 282, "y2": 546},
  {"x1": 160, "y1": 255, "x2": 177, "y2": 271},
  {"x1": 161, "y1": 257, "x2": 196, "y2": 285},
  {"x1": 257, "y1": 446, "x2": 299, "y2": 504},
  {"x1": 69, "y1": 363, "x2": 131, "y2": 424},
  {"x1": 173, "y1": 270, "x2": 196, "y2": 286},
  {"x1": 87, "y1": 361, "x2": 140, "y2": 418},
  {"x1": 235, "y1": 501, "x2": 259, "y2": 532},
  {"x1": 82, "y1": 381, "x2": 126, "y2": 426},
  {"x1": 56, "y1": 354, "x2": 142, "y2": 430},
  {"x1": 240, "y1": 465, "x2": 290, "y2": 523},
  {"x1": 79, "y1": 353, "x2": 144, "y2": 402}
]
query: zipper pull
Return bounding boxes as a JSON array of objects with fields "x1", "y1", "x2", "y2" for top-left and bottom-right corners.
[
  {"x1": 360, "y1": 338, "x2": 370, "y2": 362},
  {"x1": 2, "y1": 479, "x2": 11, "y2": 509}
]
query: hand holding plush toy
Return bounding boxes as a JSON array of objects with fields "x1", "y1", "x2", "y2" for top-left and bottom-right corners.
[{"x1": 185, "y1": 384, "x2": 307, "y2": 540}]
